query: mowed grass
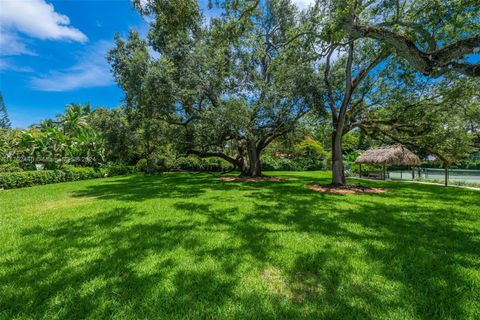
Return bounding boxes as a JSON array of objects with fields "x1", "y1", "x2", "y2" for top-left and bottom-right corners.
[{"x1": 0, "y1": 171, "x2": 479, "y2": 320}]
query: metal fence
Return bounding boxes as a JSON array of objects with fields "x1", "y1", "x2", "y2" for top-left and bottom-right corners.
[{"x1": 388, "y1": 168, "x2": 480, "y2": 184}]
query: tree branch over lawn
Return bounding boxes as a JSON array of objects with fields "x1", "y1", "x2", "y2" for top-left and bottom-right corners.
[
  {"x1": 187, "y1": 149, "x2": 240, "y2": 166},
  {"x1": 350, "y1": 25, "x2": 480, "y2": 77}
]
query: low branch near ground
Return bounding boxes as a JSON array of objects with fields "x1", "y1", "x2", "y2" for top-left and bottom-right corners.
[{"x1": 187, "y1": 150, "x2": 240, "y2": 167}]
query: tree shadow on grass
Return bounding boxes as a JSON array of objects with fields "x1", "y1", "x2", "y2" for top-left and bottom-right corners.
[
  {"x1": 2, "y1": 173, "x2": 479, "y2": 319},
  {"x1": 1, "y1": 206, "x2": 244, "y2": 319},
  {"x1": 340, "y1": 200, "x2": 480, "y2": 319},
  {"x1": 242, "y1": 177, "x2": 480, "y2": 319},
  {"x1": 70, "y1": 172, "x2": 278, "y2": 203},
  {"x1": 70, "y1": 173, "x2": 221, "y2": 202}
]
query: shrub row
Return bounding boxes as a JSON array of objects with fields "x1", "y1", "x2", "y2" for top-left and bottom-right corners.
[
  {"x1": 136, "y1": 156, "x2": 233, "y2": 173},
  {"x1": 176, "y1": 157, "x2": 232, "y2": 172},
  {"x1": 0, "y1": 163, "x2": 23, "y2": 173},
  {"x1": 262, "y1": 155, "x2": 326, "y2": 171},
  {"x1": 137, "y1": 155, "x2": 326, "y2": 173},
  {"x1": 0, "y1": 165, "x2": 137, "y2": 190}
]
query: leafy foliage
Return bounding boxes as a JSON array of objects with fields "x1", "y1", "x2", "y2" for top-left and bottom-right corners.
[
  {"x1": 108, "y1": 0, "x2": 320, "y2": 177},
  {"x1": 0, "y1": 165, "x2": 137, "y2": 190}
]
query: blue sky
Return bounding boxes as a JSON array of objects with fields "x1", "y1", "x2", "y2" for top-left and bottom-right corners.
[
  {"x1": 0, "y1": 0, "x2": 314, "y2": 128},
  {"x1": 0, "y1": 0, "x2": 149, "y2": 128},
  {"x1": 0, "y1": 0, "x2": 315, "y2": 128}
]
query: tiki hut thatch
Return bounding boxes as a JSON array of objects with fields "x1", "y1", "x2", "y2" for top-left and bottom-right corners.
[
  {"x1": 355, "y1": 144, "x2": 421, "y2": 166},
  {"x1": 355, "y1": 145, "x2": 421, "y2": 180}
]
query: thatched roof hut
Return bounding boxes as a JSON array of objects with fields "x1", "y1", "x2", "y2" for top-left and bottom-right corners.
[{"x1": 355, "y1": 144, "x2": 421, "y2": 166}]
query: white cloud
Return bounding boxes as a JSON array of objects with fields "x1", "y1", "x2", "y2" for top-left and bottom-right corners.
[
  {"x1": 0, "y1": 31, "x2": 36, "y2": 56},
  {"x1": 0, "y1": 0, "x2": 87, "y2": 42},
  {"x1": 0, "y1": 58, "x2": 34, "y2": 72},
  {"x1": 30, "y1": 41, "x2": 113, "y2": 91}
]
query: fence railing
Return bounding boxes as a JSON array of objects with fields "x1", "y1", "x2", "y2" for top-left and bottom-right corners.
[{"x1": 388, "y1": 168, "x2": 480, "y2": 184}]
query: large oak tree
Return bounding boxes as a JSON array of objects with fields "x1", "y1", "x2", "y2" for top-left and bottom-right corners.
[
  {"x1": 109, "y1": 0, "x2": 319, "y2": 177},
  {"x1": 306, "y1": 0, "x2": 480, "y2": 185}
]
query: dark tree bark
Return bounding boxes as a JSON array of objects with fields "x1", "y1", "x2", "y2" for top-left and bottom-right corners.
[
  {"x1": 444, "y1": 164, "x2": 449, "y2": 187},
  {"x1": 324, "y1": 40, "x2": 389, "y2": 186},
  {"x1": 331, "y1": 128, "x2": 345, "y2": 185},
  {"x1": 190, "y1": 130, "x2": 293, "y2": 178},
  {"x1": 239, "y1": 140, "x2": 263, "y2": 177},
  {"x1": 247, "y1": 140, "x2": 262, "y2": 176},
  {"x1": 189, "y1": 140, "x2": 264, "y2": 178}
]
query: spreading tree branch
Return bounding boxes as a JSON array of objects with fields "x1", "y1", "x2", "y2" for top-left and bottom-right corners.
[
  {"x1": 350, "y1": 24, "x2": 480, "y2": 77},
  {"x1": 324, "y1": 46, "x2": 338, "y2": 120},
  {"x1": 187, "y1": 149, "x2": 240, "y2": 166}
]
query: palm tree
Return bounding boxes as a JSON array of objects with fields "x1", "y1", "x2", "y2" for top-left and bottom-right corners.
[{"x1": 59, "y1": 104, "x2": 89, "y2": 136}]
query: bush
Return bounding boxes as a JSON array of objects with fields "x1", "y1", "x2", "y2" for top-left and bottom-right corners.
[
  {"x1": 176, "y1": 156, "x2": 231, "y2": 172},
  {"x1": 0, "y1": 162, "x2": 23, "y2": 173},
  {"x1": 1, "y1": 170, "x2": 66, "y2": 189},
  {"x1": 201, "y1": 157, "x2": 232, "y2": 172},
  {"x1": 144, "y1": 154, "x2": 170, "y2": 173},
  {"x1": 141, "y1": 154, "x2": 232, "y2": 173},
  {"x1": 261, "y1": 155, "x2": 325, "y2": 171},
  {"x1": 348, "y1": 163, "x2": 383, "y2": 174},
  {"x1": 0, "y1": 165, "x2": 138, "y2": 190},
  {"x1": 135, "y1": 159, "x2": 148, "y2": 172},
  {"x1": 175, "y1": 156, "x2": 202, "y2": 171},
  {"x1": 105, "y1": 165, "x2": 137, "y2": 176},
  {"x1": 459, "y1": 159, "x2": 480, "y2": 170}
]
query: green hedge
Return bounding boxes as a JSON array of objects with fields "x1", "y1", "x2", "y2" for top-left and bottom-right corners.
[
  {"x1": 136, "y1": 156, "x2": 233, "y2": 173},
  {"x1": 261, "y1": 155, "x2": 325, "y2": 171},
  {"x1": 175, "y1": 156, "x2": 232, "y2": 172},
  {"x1": 0, "y1": 163, "x2": 23, "y2": 173},
  {"x1": 0, "y1": 165, "x2": 137, "y2": 190},
  {"x1": 105, "y1": 165, "x2": 138, "y2": 176}
]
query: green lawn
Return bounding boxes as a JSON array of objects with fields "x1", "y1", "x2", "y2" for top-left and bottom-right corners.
[{"x1": 1, "y1": 171, "x2": 479, "y2": 319}]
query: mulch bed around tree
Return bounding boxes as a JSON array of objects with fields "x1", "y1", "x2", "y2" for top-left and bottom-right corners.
[
  {"x1": 305, "y1": 183, "x2": 387, "y2": 194},
  {"x1": 220, "y1": 176, "x2": 287, "y2": 182}
]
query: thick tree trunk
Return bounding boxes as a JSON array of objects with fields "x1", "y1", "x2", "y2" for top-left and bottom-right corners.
[
  {"x1": 331, "y1": 130, "x2": 346, "y2": 186},
  {"x1": 240, "y1": 140, "x2": 262, "y2": 177}
]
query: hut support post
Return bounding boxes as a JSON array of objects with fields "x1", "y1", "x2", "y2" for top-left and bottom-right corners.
[
  {"x1": 445, "y1": 165, "x2": 448, "y2": 187},
  {"x1": 412, "y1": 167, "x2": 415, "y2": 180},
  {"x1": 383, "y1": 163, "x2": 386, "y2": 180},
  {"x1": 359, "y1": 164, "x2": 362, "y2": 178}
]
